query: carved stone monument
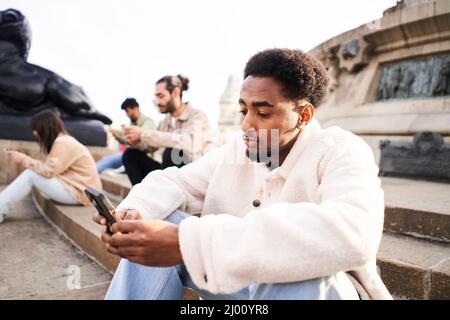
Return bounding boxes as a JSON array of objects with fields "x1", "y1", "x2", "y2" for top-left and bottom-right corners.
[
  {"x1": 0, "y1": 9, "x2": 112, "y2": 147},
  {"x1": 379, "y1": 132, "x2": 450, "y2": 181},
  {"x1": 309, "y1": 0, "x2": 450, "y2": 165}
]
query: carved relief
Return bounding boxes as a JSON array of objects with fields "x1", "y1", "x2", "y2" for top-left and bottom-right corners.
[
  {"x1": 378, "y1": 53, "x2": 450, "y2": 100},
  {"x1": 315, "y1": 46, "x2": 341, "y2": 92},
  {"x1": 337, "y1": 37, "x2": 371, "y2": 73}
]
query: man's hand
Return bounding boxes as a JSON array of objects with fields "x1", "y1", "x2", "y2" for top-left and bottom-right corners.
[
  {"x1": 101, "y1": 220, "x2": 183, "y2": 267},
  {"x1": 123, "y1": 126, "x2": 144, "y2": 145},
  {"x1": 8, "y1": 151, "x2": 28, "y2": 165},
  {"x1": 110, "y1": 128, "x2": 123, "y2": 140}
]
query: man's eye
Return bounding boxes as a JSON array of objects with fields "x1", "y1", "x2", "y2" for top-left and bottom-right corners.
[
  {"x1": 239, "y1": 110, "x2": 248, "y2": 116},
  {"x1": 258, "y1": 112, "x2": 271, "y2": 118}
]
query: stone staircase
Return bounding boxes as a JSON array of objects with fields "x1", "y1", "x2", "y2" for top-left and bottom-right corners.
[
  {"x1": 377, "y1": 177, "x2": 450, "y2": 299},
  {"x1": 32, "y1": 172, "x2": 450, "y2": 299}
]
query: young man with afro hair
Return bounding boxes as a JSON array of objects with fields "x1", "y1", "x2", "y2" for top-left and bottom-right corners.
[{"x1": 94, "y1": 48, "x2": 392, "y2": 300}]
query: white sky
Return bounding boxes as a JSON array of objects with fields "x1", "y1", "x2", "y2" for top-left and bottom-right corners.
[{"x1": 2, "y1": 0, "x2": 397, "y2": 128}]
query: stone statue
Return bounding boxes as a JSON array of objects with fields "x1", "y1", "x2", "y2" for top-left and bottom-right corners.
[
  {"x1": 0, "y1": 9, "x2": 112, "y2": 124},
  {"x1": 340, "y1": 39, "x2": 359, "y2": 60},
  {"x1": 379, "y1": 132, "x2": 450, "y2": 182}
]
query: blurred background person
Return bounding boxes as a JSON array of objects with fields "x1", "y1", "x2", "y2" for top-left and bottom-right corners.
[
  {"x1": 96, "y1": 97, "x2": 155, "y2": 174},
  {"x1": 123, "y1": 75, "x2": 212, "y2": 185},
  {"x1": 0, "y1": 110, "x2": 101, "y2": 223}
]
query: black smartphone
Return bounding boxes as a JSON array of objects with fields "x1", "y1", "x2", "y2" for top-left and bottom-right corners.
[{"x1": 85, "y1": 187, "x2": 121, "y2": 232}]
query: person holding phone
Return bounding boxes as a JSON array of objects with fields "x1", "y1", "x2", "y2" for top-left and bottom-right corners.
[
  {"x1": 0, "y1": 110, "x2": 102, "y2": 223},
  {"x1": 93, "y1": 49, "x2": 391, "y2": 300},
  {"x1": 96, "y1": 98, "x2": 155, "y2": 174}
]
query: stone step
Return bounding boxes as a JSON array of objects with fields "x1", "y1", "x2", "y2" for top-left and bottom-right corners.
[
  {"x1": 31, "y1": 188, "x2": 198, "y2": 300},
  {"x1": 377, "y1": 232, "x2": 450, "y2": 299},
  {"x1": 101, "y1": 172, "x2": 131, "y2": 199},
  {"x1": 381, "y1": 177, "x2": 450, "y2": 243},
  {"x1": 101, "y1": 174, "x2": 450, "y2": 243}
]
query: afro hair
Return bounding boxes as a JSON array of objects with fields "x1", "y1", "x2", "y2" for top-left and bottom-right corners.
[{"x1": 244, "y1": 48, "x2": 329, "y2": 107}]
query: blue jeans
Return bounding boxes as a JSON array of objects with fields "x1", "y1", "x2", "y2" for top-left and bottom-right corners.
[
  {"x1": 105, "y1": 211, "x2": 360, "y2": 300},
  {"x1": 96, "y1": 153, "x2": 123, "y2": 173}
]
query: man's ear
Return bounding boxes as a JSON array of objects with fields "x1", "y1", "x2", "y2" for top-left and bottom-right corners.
[
  {"x1": 171, "y1": 87, "x2": 181, "y2": 99},
  {"x1": 295, "y1": 103, "x2": 315, "y2": 126}
]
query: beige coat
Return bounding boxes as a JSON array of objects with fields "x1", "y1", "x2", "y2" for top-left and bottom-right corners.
[
  {"x1": 117, "y1": 119, "x2": 392, "y2": 299},
  {"x1": 22, "y1": 135, "x2": 102, "y2": 206},
  {"x1": 136, "y1": 104, "x2": 213, "y2": 162}
]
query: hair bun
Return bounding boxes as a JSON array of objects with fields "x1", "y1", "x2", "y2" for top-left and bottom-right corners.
[{"x1": 177, "y1": 74, "x2": 190, "y2": 91}]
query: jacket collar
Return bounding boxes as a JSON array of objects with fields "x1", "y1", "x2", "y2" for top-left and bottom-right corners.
[{"x1": 277, "y1": 118, "x2": 322, "y2": 180}]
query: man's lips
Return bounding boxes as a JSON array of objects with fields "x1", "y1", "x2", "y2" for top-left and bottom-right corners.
[{"x1": 244, "y1": 139, "x2": 257, "y2": 148}]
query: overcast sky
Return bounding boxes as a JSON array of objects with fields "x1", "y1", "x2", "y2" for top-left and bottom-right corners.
[{"x1": 2, "y1": 0, "x2": 397, "y2": 128}]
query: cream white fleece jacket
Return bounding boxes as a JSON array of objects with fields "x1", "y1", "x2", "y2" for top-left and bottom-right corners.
[{"x1": 117, "y1": 119, "x2": 392, "y2": 299}]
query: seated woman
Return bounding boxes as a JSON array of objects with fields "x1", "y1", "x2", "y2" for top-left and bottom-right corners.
[{"x1": 0, "y1": 110, "x2": 102, "y2": 223}]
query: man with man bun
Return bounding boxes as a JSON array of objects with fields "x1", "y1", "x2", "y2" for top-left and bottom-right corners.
[{"x1": 123, "y1": 75, "x2": 212, "y2": 185}]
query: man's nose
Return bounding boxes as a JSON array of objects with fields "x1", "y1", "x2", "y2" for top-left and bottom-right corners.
[{"x1": 240, "y1": 113, "x2": 255, "y2": 133}]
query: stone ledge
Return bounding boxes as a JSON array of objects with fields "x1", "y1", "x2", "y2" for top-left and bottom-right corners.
[
  {"x1": 382, "y1": 177, "x2": 450, "y2": 243},
  {"x1": 377, "y1": 232, "x2": 450, "y2": 299},
  {"x1": 101, "y1": 172, "x2": 131, "y2": 199}
]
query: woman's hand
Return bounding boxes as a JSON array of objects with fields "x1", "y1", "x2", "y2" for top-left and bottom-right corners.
[{"x1": 8, "y1": 151, "x2": 28, "y2": 165}]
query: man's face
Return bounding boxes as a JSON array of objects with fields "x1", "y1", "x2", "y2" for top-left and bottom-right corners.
[
  {"x1": 239, "y1": 76, "x2": 300, "y2": 163},
  {"x1": 124, "y1": 106, "x2": 140, "y2": 122},
  {"x1": 154, "y1": 82, "x2": 176, "y2": 114}
]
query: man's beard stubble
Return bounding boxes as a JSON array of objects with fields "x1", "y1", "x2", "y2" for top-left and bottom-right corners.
[
  {"x1": 160, "y1": 96, "x2": 176, "y2": 114},
  {"x1": 243, "y1": 129, "x2": 280, "y2": 168},
  {"x1": 245, "y1": 147, "x2": 273, "y2": 163}
]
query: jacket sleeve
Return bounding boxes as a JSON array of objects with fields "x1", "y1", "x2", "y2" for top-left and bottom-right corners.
[
  {"x1": 140, "y1": 118, "x2": 156, "y2": 130},
  {"x1": 139, "y1": 111, "x2": 209, "y2": 156},
  {"x1": 178, "y1": 137, "x2": 385, "y2": 294},
  {"x1": 22, "y1": 139, "x2": 78, "y2": 178},
  {"x1": 116, "y1": 145, "x2": 222, "y2": 219}
]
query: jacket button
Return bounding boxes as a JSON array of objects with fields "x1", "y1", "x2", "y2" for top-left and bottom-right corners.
[{"x1": 252, "y1": 199, "x2": 261, "y2": 207}]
